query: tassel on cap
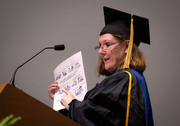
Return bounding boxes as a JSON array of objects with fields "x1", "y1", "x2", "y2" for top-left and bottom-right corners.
[{"x1": 123, "y1": 14, "x2": 134, "y2": 69}]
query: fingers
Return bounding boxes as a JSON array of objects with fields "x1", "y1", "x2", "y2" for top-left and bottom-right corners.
[
  {"x1": 49, "y1": 81, "x2": 59, "y2": 88},
  {"x1": 49, "y1": 82, "x2": 59, "y2": 91},
  {"x1": 48, "y1": 81, "x2": 59, "y2": 99},
  {"x1": 62, "y1": 89, "x2": 75, "y2": 99},
  {"x1": 62, "y1": 89, "x2": 69, "y2": 95},
  {"x1": 60, "y1": 90, "x2": 75, "y2": 110}
]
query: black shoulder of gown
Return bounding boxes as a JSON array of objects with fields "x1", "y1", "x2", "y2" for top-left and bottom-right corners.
[{"x1": 68, "y1": 71, "x2": 146, "y2": 126}]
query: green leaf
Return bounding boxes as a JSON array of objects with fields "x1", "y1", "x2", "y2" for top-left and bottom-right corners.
[{"x1": 0, "y1": 115, "x2": 22, "y2": 126}]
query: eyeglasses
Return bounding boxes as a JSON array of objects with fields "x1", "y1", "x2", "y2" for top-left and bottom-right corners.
[{"x1": 94, "y1": 41, "x2": 121, "y2": 51}]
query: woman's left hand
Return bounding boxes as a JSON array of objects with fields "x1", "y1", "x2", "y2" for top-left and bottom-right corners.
[{"x1": 61, "y1": 89, "x2": 75, "y2": 110}]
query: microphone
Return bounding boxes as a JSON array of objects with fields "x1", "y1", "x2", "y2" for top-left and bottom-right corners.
[
  {"x1": 54, "y1": 45, "x2": 65, "y2": 50},
  {"x1": 10, "y1": 44, "x2": 65, "y2": 86}
]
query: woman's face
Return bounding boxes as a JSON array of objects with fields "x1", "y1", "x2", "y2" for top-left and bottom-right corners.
[{"x1": 98, "y1": 34, "x2": 128, "y2": 73}]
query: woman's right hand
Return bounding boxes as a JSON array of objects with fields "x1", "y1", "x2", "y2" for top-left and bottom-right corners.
[{"x1": 48, "y1": 81, "x2": 59, "y2": 99}]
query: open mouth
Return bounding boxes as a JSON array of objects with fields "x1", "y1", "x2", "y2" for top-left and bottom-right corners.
[{"x1": 104, "y1": 58, "x2": 110, "y2": 61}]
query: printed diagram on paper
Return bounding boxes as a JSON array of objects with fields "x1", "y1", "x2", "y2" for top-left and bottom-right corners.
[{"x1": 53, "y1": 51, "x2": 87, "y2": 111}]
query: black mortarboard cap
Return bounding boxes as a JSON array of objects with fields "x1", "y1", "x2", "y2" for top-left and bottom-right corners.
[{"x1": 100, "y1": 6, "x2": 150, "y2": 46}]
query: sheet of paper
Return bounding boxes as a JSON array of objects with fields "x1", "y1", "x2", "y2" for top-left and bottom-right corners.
[{"x1": 53, "y1": 51, "x2": 87, "y2": 111}]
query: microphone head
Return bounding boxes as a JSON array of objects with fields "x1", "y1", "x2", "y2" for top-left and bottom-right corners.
[{"x1": 54, "y1": 44, "x2": 65, "y2": 50}]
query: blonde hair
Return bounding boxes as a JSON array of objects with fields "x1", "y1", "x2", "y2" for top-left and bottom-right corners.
[{"x1": 97, "y1": 34, "x2": 146, "y2": 76}]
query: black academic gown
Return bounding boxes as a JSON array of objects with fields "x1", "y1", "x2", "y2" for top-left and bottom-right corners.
[{"x1": 67, "y1": 70, "x2": 150, "y2": 126}]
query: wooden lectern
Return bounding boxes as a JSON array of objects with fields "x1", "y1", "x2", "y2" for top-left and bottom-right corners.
[{"x1": 0, "y1": 83, "x2": 80, "y2": 126}]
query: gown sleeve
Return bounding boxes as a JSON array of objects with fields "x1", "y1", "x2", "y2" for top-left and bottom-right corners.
[{"x1": 68, "y1": 71, "x2": 146, "y2": 126}]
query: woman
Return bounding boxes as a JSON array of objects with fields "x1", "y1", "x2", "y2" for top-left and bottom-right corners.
[{"x1": 49, "y1": 6, "x2": 154, "y2": 126}]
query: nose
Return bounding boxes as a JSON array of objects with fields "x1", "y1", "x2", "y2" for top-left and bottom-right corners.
[{"x1": 98, "y1": 47, "x2": 106, "y2": 55}]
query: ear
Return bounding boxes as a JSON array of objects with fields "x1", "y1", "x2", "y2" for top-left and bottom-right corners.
[{"x1": 124, "y1": 40, "x2": 129, "y2": 54}]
